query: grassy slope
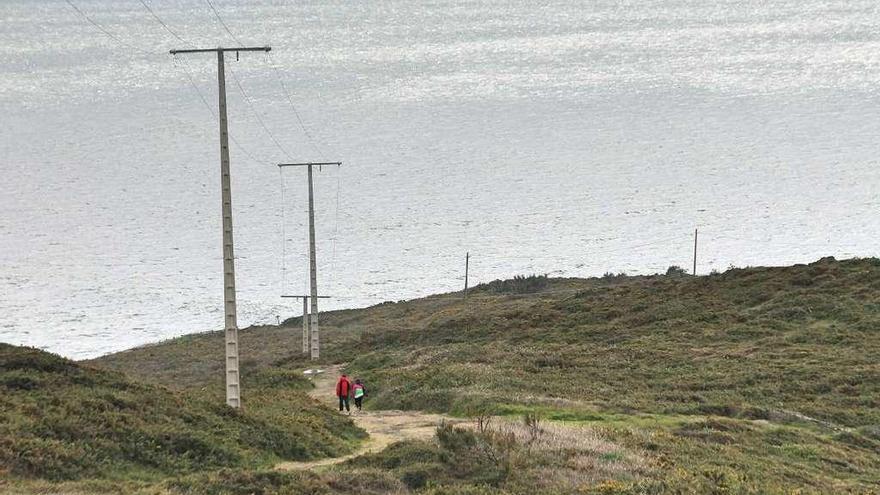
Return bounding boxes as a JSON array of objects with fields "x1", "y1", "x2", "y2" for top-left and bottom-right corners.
[
  {"x1": 352, "y1": 259, "x2": 880, "y2": 422},
  {"x1": 0, "y1": 344, "x2": 364, "y2": 486},
  {"x1": 92, "y1": 257, "x2": 880, "y2": 493}
]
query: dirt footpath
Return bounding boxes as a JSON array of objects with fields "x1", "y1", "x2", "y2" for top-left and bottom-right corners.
[{"x1": 275, "y1": 365, "x2": 460, "y2": 470}]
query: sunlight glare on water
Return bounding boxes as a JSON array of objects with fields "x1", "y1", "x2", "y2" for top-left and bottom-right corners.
[{"x1": 1, "y1": 0, "x2": 879, "y2": 358}]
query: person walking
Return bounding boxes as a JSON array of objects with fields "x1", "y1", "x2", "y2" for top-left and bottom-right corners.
[
  {"x1": 336, "y1": 373, "x2": 352, "y2": 413},
  {"x1": 352, "y1": 378, "x2": 367, "y2": 411}
]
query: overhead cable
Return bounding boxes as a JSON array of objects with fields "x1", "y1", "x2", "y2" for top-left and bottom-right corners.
[
  {"x1": 63, "y1": 0, "x2": 154, "y2": 56},
  {"x1": 173, "y1": 55, "x2": 268, "y2": 165},
  {"x1": 265, "y1": 52, "x2": 327, "y2": 159},
  {"x1": 136, "y1": 0, "x2": 193, "y2": 47},
  {"x1": 204, "y1": 0, "x2": 244, "y2": 46},
  {"x1": 228, "y1": 65, "x2": 293, "y2": 159}
]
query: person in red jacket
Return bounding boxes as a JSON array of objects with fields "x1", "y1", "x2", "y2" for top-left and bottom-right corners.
[{"x1": 336, "y1": 373, "x2": 352, "y2": 413}]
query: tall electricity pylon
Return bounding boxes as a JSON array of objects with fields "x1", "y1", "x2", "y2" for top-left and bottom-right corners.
[{"x1": 170, "y1": 46, "x2": 271, "y2": 408}]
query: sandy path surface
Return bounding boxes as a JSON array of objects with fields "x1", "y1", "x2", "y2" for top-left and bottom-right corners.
[{"x1": 275, "y1": 365, "x2": 461, "y2": 470}]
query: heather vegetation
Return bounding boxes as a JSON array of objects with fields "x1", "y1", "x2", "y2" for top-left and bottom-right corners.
[
  {"x1": 7, "y1": 257, "x2": 880, "y2": 493},
  {"x1": 347, "y1": 258, "x2": 880, "y2": 428},
  {"x1": 0, "y1": 344, "x2": 364, "y2": 490}
]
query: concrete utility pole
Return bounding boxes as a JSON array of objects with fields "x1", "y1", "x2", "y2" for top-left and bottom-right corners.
[
  {"x1": 280, "y1": 295, "x2": 332, "y2": 355},
  {"x1": 170, "y1": 46, "x2": 271, "y2": 408},
  {"x1": 278, "y1": 162, "x2": 342, "y2": 360},
  {"x1": 693, "y1": 228, "x2": 698, "y2": 276}
]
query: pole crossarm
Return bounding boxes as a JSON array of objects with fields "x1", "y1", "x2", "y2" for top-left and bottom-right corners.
[
  {"x1": 170, "y1": 46, "x2": 271, "y2": 55},
  {"x1": 278, "y1": 162, "x2": 342, "y2": 168}
]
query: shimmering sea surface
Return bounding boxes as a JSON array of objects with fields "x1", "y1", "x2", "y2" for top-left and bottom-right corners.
[{"x1": 1, "y1": 0, "x2": 878, "y2": 358}]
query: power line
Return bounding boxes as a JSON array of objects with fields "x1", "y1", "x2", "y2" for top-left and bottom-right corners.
[
  {"x1": 173, "y1": 55, "x2": 268, "y2": 165},
  {"x1": 280, "y1": 166, "x2": 288, "y2": 293},
  {"x1": 137, "y1": 0, "x2": 192, "y2": 47},
  {"x1": 329, "y1": 169, "x2": 342, "y2": 293},
  {"x1": 204, "y1": 0, "x2": 244, "y2": 46},
  {"x1": 196, "y1": 1, "x2": 331, "y2": 162},
  {"x1": 264, "y1": 52, "x2": 327, "y2": 159},
  {"x1": 227, "y1": 65, "x2": 293, "y2": 159},
  {"x1": 173, "y1": 55, "x2": 217, "y2": 116},
  {"x1": 148, "y1": 0, "x2": 286, "y2": 163},
  {"x1": 63, "y1": 0, "x2": 153, "y2": 56},
  {"x1": 67, "y1": 0, "x2": 272, "y2": 165},
  {"x1": 66, "y1": 0, "x2": 265, "y2": 165}
]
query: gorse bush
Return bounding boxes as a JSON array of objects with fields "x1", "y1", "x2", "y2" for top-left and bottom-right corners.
[
  {"x1": 602, "y1": 271, "x2": 629, "y2": 280},
  {"x1": 477, "y1": 274, "x2": 549, "y2": 294},
  {"x1": 665, "y1": 265, "x2": 689, "y2": 276}
]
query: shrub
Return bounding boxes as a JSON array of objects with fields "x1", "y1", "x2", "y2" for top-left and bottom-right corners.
[
  {"x1": 348, "y1": 440, "x2": 447, "y2": 470},
  {"x1": 398, "y1": 462, "x2": 447, "y2": 489},
  {"x1": 478, "y1": 275, "x2": 549, "y2": 294},
  {"x1": 666, "y1": 265, "x2": 689, "y2": 277}
]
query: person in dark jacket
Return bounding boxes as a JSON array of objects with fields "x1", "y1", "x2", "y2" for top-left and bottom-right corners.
[
  {"x1": 352, "y1": 378, "x2": 367, "y2": 411},
  {"x1": 336, "y1": 374, "x2": 352, "y2": 413}
]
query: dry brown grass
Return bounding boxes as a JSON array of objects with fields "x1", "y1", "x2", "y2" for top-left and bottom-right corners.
[
  {"x1": 337, "y1": 416, "x2": 650, "y2": 493},
  {"x1": 456, "y1": 417, "x2": 651, "y2": 491}
]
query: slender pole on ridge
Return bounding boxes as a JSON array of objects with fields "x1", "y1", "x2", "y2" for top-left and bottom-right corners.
[
  {"x1": 464, "y1": 252, "x2": 470, "y2": 299},
  {"x1": 693, "y1": 228, "x2": 698, "y2": 276}
]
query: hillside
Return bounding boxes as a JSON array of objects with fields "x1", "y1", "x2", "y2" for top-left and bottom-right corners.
[
  {"x1": 95, "y1": 257, "x2": 880, "y2": 423},
  {"x1": 90, "y1": 257, "x2": 880, "y2": 493},
  {"x1": 0, "y1": 344, "x2": 364, "y2": 486}
]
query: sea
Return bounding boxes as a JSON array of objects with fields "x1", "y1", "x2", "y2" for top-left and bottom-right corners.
[{"x1": 2, "y1": 0, "x2": 879, "y2": 359}]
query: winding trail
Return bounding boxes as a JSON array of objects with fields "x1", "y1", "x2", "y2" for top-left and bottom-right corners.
[{"x1": 275, "y1": 365, "x2": 462, "y2": 471}]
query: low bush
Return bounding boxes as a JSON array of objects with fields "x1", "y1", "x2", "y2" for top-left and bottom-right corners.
[
  {"x1": 665, "y1": 265, "x2": 689, "y2": 277},
  {"x1": 477, "y1": 275, "x2": 549, "y2": 294}
]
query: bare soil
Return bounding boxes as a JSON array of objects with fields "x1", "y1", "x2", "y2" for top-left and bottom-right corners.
[{"x1": 275, "y1": 365, "x2": 462, "y2": 470}]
